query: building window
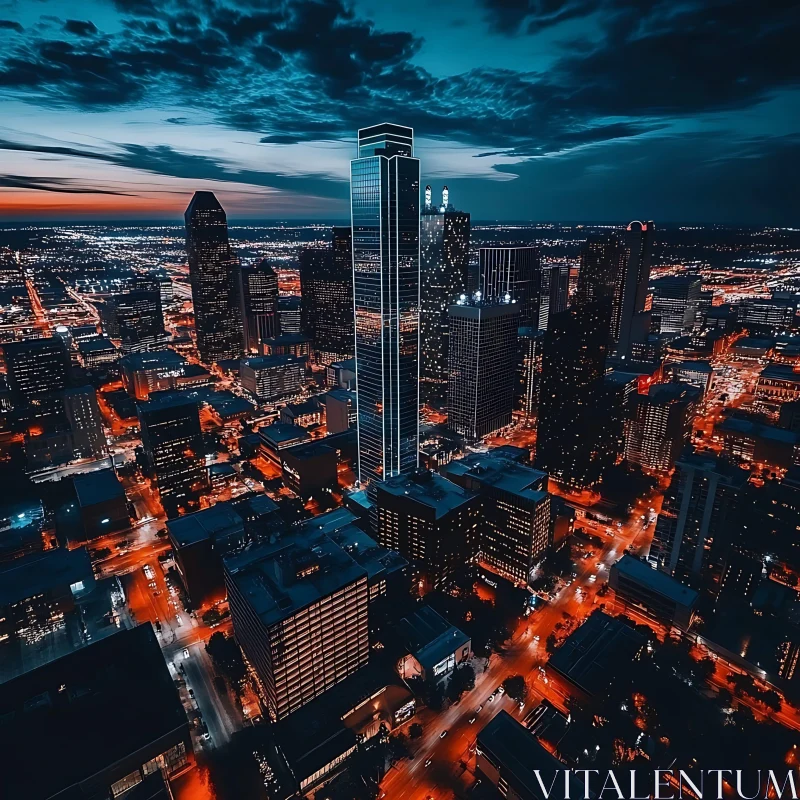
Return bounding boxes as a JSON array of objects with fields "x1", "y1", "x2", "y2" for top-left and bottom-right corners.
[{"x1": 110, "y1": 769, "x2": 142, "y2": 797}]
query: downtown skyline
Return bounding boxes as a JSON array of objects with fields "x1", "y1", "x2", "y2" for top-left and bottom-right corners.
[{"x1": 0, "y1": 0, "x2": 797, "y2": 224}]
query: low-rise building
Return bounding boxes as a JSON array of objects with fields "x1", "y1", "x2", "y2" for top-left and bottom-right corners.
[
  {"x1": 78, "y1": 336, "x2": 119, "y2": 368},
  {"x1": 323, "y1": 389, "x2": 356, "y2": 434},
  {"x1": 73, "y1": 468, "x2": 129, "y2": 540},
  {"x1": 609, "y1": 554, "x2": 698, "y2": 628},
  {"x1": 281, "y1": 441, "x2": 338, "y2": 499},
  {"x1": 258, "y1": 422, "x2": 311, "y2": 466},
  {"x1": 718, "y1": 416, "x2": 800, "y2": 469},
  {"x1": 239, "y1": 355, "x2": 305, "y2": 402},
  {"x1": 326, "y1": 358, "x2": 356, "y2": 390},
  {"x1": 755, "y1": 363, "x2": 800, "y2": 417},
  {"x1": 279, "y1": 397, "x2": 323, "y2": 428}
]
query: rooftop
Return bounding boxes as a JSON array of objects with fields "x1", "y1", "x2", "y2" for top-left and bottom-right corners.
[
  {"x1": 78, "y1": 336, "x2": 117, "y2": 353},
  {"x1": 377, "y1": 470, "x2": 475, "y2": 519},
  {"x1": 645, "y1": 381, "x2": 702, "y2": 404},
  {"x1": 73, "y1": 468, "x2": 126, "y2": 507},
  {"x1": 283, "y1": 397, "x2": 321, "y2": 416},
  {"x1": 259, "y1": 422, "x2": 312, "y2": 446},
  {"x1": 612, "y1": 555, "x2": 699, "y2": 607},
  {"x1": 0, "y1": 546, "x2": 93, "y2": 606},
  {"x1": 674, "y1": 360, "x2": 713, "y2": 373},
  {"x1": 441, "y1": 452, "x2": 547, "y2": 504},
  {"x1": 325, "y1": 388, "x2": 356, "y2": 404},
  {"x1": 548, "y1": 611, "x2": 646, "y2": 697},
  {"x1": 167, "y1": 502, "x2": 245, "y2": 548},
  {"x1": 398, "y1": 605, "x2": 470, "y2": 671},
  {"x1": 241, "y1": 354, "x2": 304, "y2": 370},
  {"x1": 760, "y1": 363, "x2": 800, "y2": 383},
  {"x1": 718, "y1": 416, "x2": 799, "y2": 444},
  {"x1": 0, "y1": 624, "x2": 187, "y2": 800}
]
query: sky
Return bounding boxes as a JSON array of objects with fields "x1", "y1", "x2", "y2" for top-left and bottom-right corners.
[{"x1": 0, "y1": 0, "x2": 798, "y2": 223}]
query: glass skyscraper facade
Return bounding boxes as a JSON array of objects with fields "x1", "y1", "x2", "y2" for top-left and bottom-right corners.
[
  {"x1": 351, "y1": 123, "x2": 420, "y2": 484},
  {"x1": 240, "y1": 258, "x2": 280, "y2": 352}
]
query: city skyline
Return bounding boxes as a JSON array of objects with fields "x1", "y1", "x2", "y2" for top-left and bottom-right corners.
[{"x1": 0, "y1": 0, "x2": 798, "y2": 224}]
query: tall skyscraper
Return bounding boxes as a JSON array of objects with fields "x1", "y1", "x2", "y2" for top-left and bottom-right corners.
[
  {"x1": 575, "y1": 234, "x2": 620, "y2": 307},
  {"x1": 614, "y1": 221, "x2": 656, "y2": 361},
  {"x1": 419, "y1": 186, "x2": 471, "y2": 405},
  {"x1": 535, "y1": 299, "x2": 612, "y2": 490},
  {"x1": 62, "y1": 385, "x2": 105, "y2": 459},
  {"x1": 277, "y1": 296, "x2": 302, "y2": 334},
  {"x1": 351, "y1": 123, "x2": 420, "y2": 483},
  {"x1": 447, "y1": 295, "x2": 520, "y2": 440},
  {"x1": 515, "y1": 327, "x2": 545, "y2": 416},
  {"x1": 100, "y1": 278, "x2": 165, "y2": 353},
  {"x1": 298, "y1": 227, "x2": 354, "y2": 365},
  {"x1": 240, "y1": 259, "x2": 280, "y2": 352},
  {"x1": 137, "y1": 393, "x2": 208, "y2": 512},
  {"x1": 3, "y1": 336, "x2": 71, "y2": 408},
  {"x1": 538, "y1": 263, "x2": 570, "y2": 331},
  {"x1": 650, "y1": 274, "x2": 702, "y2": 334},
  {"x1": 479, "y1": 247, "x2": 540, "y2": 328},
  {"x1": 184, "y1": 191, "x2": 244, "y2": 364}
]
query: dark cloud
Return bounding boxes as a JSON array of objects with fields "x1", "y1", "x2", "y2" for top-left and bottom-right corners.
[
  {"x1": 0, "y1": 174, "x2": 132, "y2": 194},
  {"x1": 0, "y1": 19, "x2": 23, "y2": 32},
  {"x1": 165, "y1": 116, "x2": 189, "y2": 124},
  {"x1": 63, "y1": 20, "x2": 99, "y2": 36}
]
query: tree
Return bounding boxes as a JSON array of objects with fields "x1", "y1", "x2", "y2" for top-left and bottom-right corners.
[
  {"x1": 386, "y1": 733, "x2": 411, "y2": 763},
  {"x1": 446, "y1": 663, "x2": 476, "y2": 703},
  {"x1": 409, "y1": 723, "x2": 423, "y2": 740},
  {"x1": 502, "y1": 674, "x2": 528, "y2": 703},
  {"x1": 206, "y1": 632, "x2": 247, "y2": 688}
]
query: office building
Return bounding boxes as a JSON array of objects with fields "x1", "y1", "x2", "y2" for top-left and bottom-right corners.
[
  {"x1": 280, "y1": 397, "x2": 323, "y2": 428},
  {"x1": 184, "y1": 190, "x2": 244, "y2": 363},
  {"x1": 260, "y1": 332, "x2": 312, "y2": 359},
  {"x1": 62, "y1": 385, "x2": 105, "y2": 459},
  {"x1": 100, "y1": 279, "x2": 165, "y2": 353},
  {"x1": 718, "y1": 417, "x2": 800, "y2": 470},
  {"x1": 651, "y1": 451, "x2": 748, "y2": 591},
  {"x1": 668, "y1": 359, "x2": 713, "y2": 396},
  {"x1": 397, "y1": 605, "x2": 471, "y2": 685},
  {"x1": 327, "y1": 358, "x2": 356, "y2": 390},
  {"x1": 375, "y1": 469, "x2": 480, "y2": 590},
  {"x1": 239, "y1": 354, "x2": 305, "y2": 402},
  {"x1": 225, "y1": 521, "x2": 371, "y2": 721},
  {"x1": 442, "y1": 452, "x2": 550, "y2": 586},
  {"x1": 624, "y1": 382, "x2": 701, "y2": 473},
  {"x1": 277, "y1": 296, "x2": 302, "y2": 334},
  {"x1": 240, "y1": 259, "x2": 280, "y2": 352},
  {"x1": 78, "y1": 336, "x2": 119, "y2": 368},
  {"x1": 575, "y1": 234, "x2": 620, "y2": 307},
  {"x1": 614, "y1": 221, "x2": 656, "y2": 361},
  {"x1": 479, "y1": 246, "x2": 540, "y2": 328},
  {"x1": 73, "y1": 468, "x2": 129, "y2": 540},
  {"x1": 650, "y1": 274, "x2": 702, "y2": 335},
  {"x1": 299, "y1": 227, "x2": 354, "y2": 364},
  {"x1": 419, "y1": 186, "x2": 471, "y2": 404},
  {"x1": 152, "y1": 267, "x2": 173, "y2": 307},
  {"x1": 600, "y1": 370, "x2": 640, "y2": 468},
  {"x1": 120, "y1": 349, "x2": 207, "y2": 401},
  {"x1": 0, "y1": 625, "x2": 191, "y2": 800},
  {"x1": 137, "y1": 393, "x2": 207, "y2": 510},
  {"x1": 3, "y1": 336, "x2": 70, "y2": 407},
  {"x1": 535, "y1": 300, "x2": 612, "y2": 490},
  {"x1": 351, "y1": 123, "x2": 420, "y2": 483},
  {"x1": 754, "y1": 363, "x2": 800, "y2": 417},
  {"x1": 515, "y1": 327, "x2": 544, "y2": 416},
  {"x1": 325, "y1": 388, "x2": 356, "y2": 434},
  {"x1": 737, "y1": 297, "x2": 796, "y2": 335},
  {"x1": 476, "y1": 711, "x2": 588, "y2": 800},
  {"x1": 609, "y1": 554, "x2": 698, "y2": 628},
  {"x1": 258, "y1": 422, "x2": 312, "y2": 466},
  {"x1": 538, "y1": 262, "x2": 570, "y2": 331},
  {"x1": 281, "y1": 441, "x2": 338, "y2": 499},
  {"x1": 447, "y1": 296, "x2": 520, "y2": 440}
]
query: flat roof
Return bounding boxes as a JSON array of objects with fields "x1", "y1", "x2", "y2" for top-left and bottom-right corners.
[
  {"x1": 548, "y1": 611, "x2": 646, "y2": 697},
  {"x1": 613, "y1": 555, "x2": 699, "y2": 607},
  {"x1": 120, "y1": 349, "x2": 185, "y2": 370},
  {"x1": 0, "y1": 546, "x2": 93, "y2": 606},
  {"x1": 241, "y1": 354, "x2": 303, "y2": 369},
  {"x1": 167, "y1": 503, "x2": 244, "y2": 548},
  {"x1": 399, "y1": 605, "x2": 470, "y2": 671},
  {"x1": 760, "y1": 363, "x2": 800, "y2": 383},
  {"x1": 377, "y1": 471, "x2": 474, "y2": 519},
  {"x1": 478, "y1": 711, "x2": 588, "y2": 800},
  {"x1": 441, "y1": 453, "x2": 547, "y2": 505},
  {"x1": 258, "y1": 423, "x2": 311, "y2": 445},
  {"x1": 674, "y1": 360, "x2": 712, "y2": 372},
  {"x1": 325, "y1": 388, "x2": 356, "y2": 404},
  {"x1": 0, "y1": 624, "x2": 187, "y2": 800},
  {"x1": 73, "y1": 468, "x2": 126, "y2": 507},
  {"x1": 718, "y1": 416, "x2": 799, "y2": 444},
  {"x1": 78, "y1": 336, "x2": 117, "y2": 353}
]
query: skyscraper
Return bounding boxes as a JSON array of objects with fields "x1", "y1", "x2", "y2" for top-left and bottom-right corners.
[
  {"x1": 419, "y1": 186, "x2": 471, "y2": 405},
  {"x1": 100, "y1": 278, "x2": 165, "y2": 353},
  {"x1": 515, "y1": 327, "x2": 545, "y2": 416},
  {"x1": 137, "y1": 393, "x2": 208, "y2": 513},
  {"x1": 538, "y1": 263, "x2": 570, "y2": 331},
  {"x1": 614, "y1": 221, "x2": 656, "y2": 361},
  {"x1": 184, "y1": 191, "x2": 244, "y2": 364},
  {"x1": 62, "y1": 385, "x2": 105, "y2": 459},
  {"x1": 240, "y1": 259, "x2": 280, "y2": 352},
  {"x1": 535, "y1": 299, "x2": 612, "y2": 490},
  {"x1": 3, "y1": 336, "x2": 71, "y2": 408},
  {"x1": 298, "y1": 227, "x2": 354, "y2": 365},
  {"x1": 351, "y1": 123, "x2": 420, "y2": 483},
  {"x1": 479, "y1": 247, "x2": 540, "y2": 328},
  {"x1": 447, "y1": 295, "x2": 520, "y2": 440},
  {"x1": 650, "y1": 274, "x2": 702, "y2": 334}
]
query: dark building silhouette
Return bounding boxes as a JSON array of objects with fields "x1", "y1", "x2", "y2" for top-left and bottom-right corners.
[
  {"x1": 420, "y1": 185, "x2": 471, "y2": 404},
  {"x1": 3, "y1": 336, "x2": 70, "y2": 408},
  {"x1": 479, "y1": 246, "x2": 540, "y2": 328},
  {"x1": 535, "y1": 300, "x2": 612, "y2": 490},
  {"x1": 515, "y1": 327, "x2": 545, "y2": 416},
  {"x1": 298, "y1": 227, "x2": 354, "y2": 365},
  {"x1": 184, "y1": 191, "x2": 244, "y2": 363},
  {"x1": 277, "y1": 296, "x2": 302, "y2": 334},
  {"x1": 650, "y1": 274, "x2": 702, "y2": 335},
  {"x1": 62, "y1": 384, "x2": 105, "y2": 459},
  {"x1": 240, "y1": 259, "x2": 279, "y2": 352},
  {"x1": 447, "y1": 296, "x2": 519, "y2": 440},
  {"x1": 538, "y1": 262, "x2": 570, "y2": 331},
  {"x1": 351, "y1": 123, "x2": 420, "y2": 483},
  {"x1": 137, "y1": 393, "x2": 208, "y2": 512},
  {"x1": 100, "y1": 278, "x2": 165, "y2": 353}
]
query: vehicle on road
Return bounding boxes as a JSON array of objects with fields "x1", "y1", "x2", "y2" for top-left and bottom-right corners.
[
  {"x1": 439, "y1": 730, "x2": 448, "y2": 739},
  {"x1": 469, "y1": 716, "x2": 476, "y2": 724},
  {"x1": 188, "y1": 688, "x2": 194, "y2": 698},
  {"x1": 589, "y1": 575, "x2": 597, "y2": 583},
  {"x1": 424, "y1": 759, "x2": 432, "y2": 768},
  {"x1": 183, "y1": 648, "x2": 190, "y2": 658}
]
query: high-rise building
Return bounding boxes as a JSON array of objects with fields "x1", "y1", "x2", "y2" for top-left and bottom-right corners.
[
  {"x1": 479, "y1": 247, "x2": 540, "y2": 328},
  {"x1": 239, "y1": 355, "x2": 305, "y2": 402},
  {"x1": 3, "y1": 336, "x2": 70, "y2": 408},
  {"x1": 375, "y1": 469, "x2": 480, "y2": 590},
  {"x1": 184, "y1": 191, "x2": 244, "y2": 364},
  {"x1": 137, "y1": 393, "x2": 208, "y2": 510},
  {"x1": 736, "y1": 296, "x2": 797, "y2": 335},
  {"x1": 600, "y1": 370, "x2": 639, "y2": 468},
  {"x1": 650, "y1": 274, "x2": 702, "y2": 335},
  {"x1": 535, "y1": 300, "x2": 612, "y2": 490},
  {"x1": 152, "y1": 267, "x2": 173, "y2": 307},
  {"x1": 240, "y1": 259, "x2": 280, "y2": 352},
  {"x1": 442, "y1": 453, "x2": 550, "y2": 586},
  {"x1": 447, "y1": 296, "x2": 520, "y2": 440},
  {"x1": 515, "y1": 327, "x2": 545, "y2": 416},
  {"x1": 419, "y1": 186, "x2": 470, "y2": 405},
  {"x1": 624, "y1": 382, "x2": 701, "y2": 473},
  {"x1": 298, "y1": 227, "x2": 354, "y2": 365},
  {"x1": 62, "y1": 385, "x2": 105, "y2": 459},
  {"x1": 100, "y1": 278, "x2": 165, "y2": 353},
  {"x1": 351, "y1": 123, "x2": 420, "y2": 483},
  {"x1": 225, "y1": 521, "x2": 371, "y2": 721},
  {"x1": 277, "y1": 296, "x2": 302, "y2": 334},
  {"x1": 538, "y1": 262, "x2": 570, "y2": 331},
  {"x1": 651, "y1": 451, "x2": 748, "y2": 591},
  {"x1": 614, "y1": 221, "x2": 656, "y2": 361},
  {"x1": 576, "y1": 234, "x2": 620, "y2": 308}
]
